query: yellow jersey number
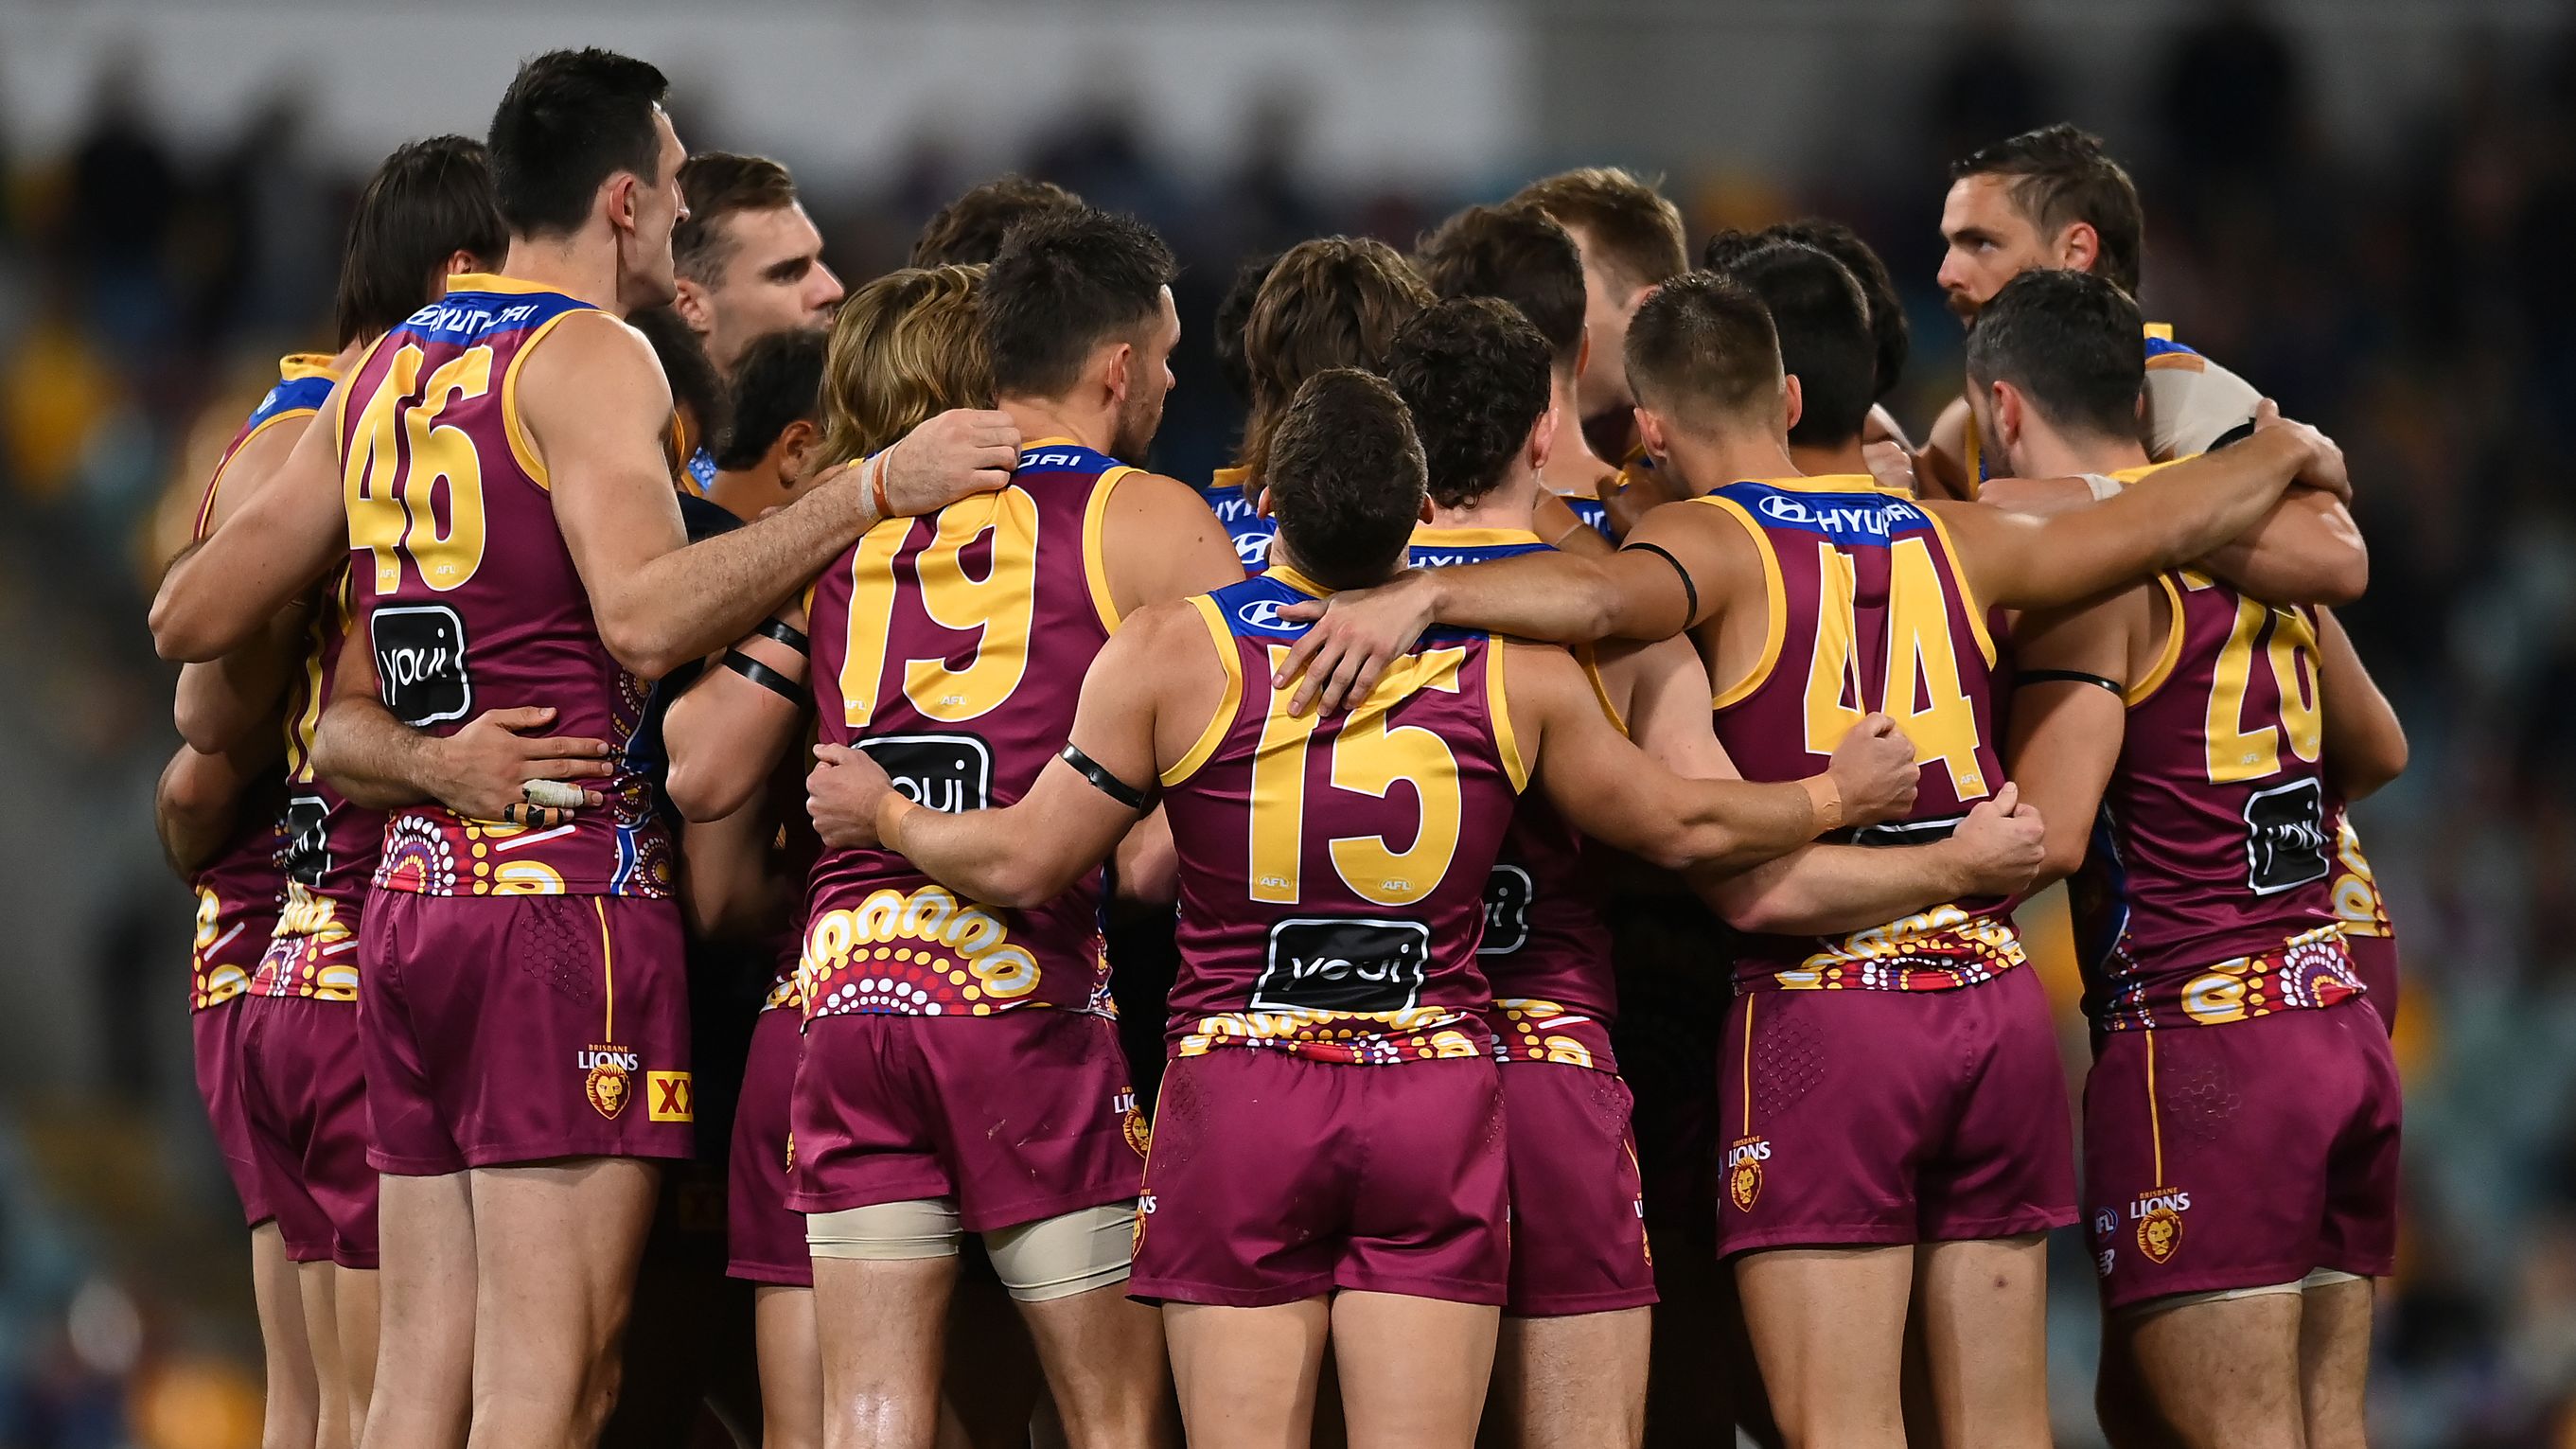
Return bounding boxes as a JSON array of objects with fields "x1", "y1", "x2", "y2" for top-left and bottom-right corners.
[
  {"x1": 838, "y1": 491, "x2": 1039, "y2": 727},
  {"x1": 345, "y1": 345, "x2": 494, "y2": 595},
  {"x1": 1800, "y1": 539, "x2": 1985, "y2": 801},
  {"x1": 2184, "y1": 573, "x2": 2320, "y2": 784},
  {"x1": 1249, "y1": 647, "x2": 1467, "y2": 908}
]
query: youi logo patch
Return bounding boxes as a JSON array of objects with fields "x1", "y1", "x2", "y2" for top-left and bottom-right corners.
[
  {"x1": 1255, "y1": 918, "x2": 1431, "y2": 1015},
  {"x1": 859, "y1": 733, "x2": 994, "y2": 815}
]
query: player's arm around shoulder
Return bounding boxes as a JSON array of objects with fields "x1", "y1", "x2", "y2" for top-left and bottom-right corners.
[
  {"x1": 1913, "y1": 396, "x2": 1978, "y2": 503},
  {"x1": 2196, "y1": 487, "x2": 2368, "y2": 608},
  {"x1": 1097, "y1": 469, "x2": 1247, "y2": 621},
  {"x1": 665, "y1": 592, "x2": 814, "y2": 823},
  {"x1": 150, "y1": 380, "x2": 361, "y2": 663},
  {"x1": 813, "y1": 599, "x2": 1210, "y2": 910},
  {"x1": 2317, "y1": 607, "x2": 2407, "y2": 801},
  {"x1": 2001, "y1": 592, "x2": 2142, "y2": 887}
]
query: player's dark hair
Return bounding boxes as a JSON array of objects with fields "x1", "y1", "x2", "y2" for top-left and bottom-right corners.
[
  {"x1": 1711, "y1": 241, "x2": 1875, "y2": 450},
  {"x1": 1413, "y1": 203, "x2": 1588, "y2": 372},
  {"x1": 1241, "y1": 238, "x2": 1433, "y2": 481},
  {"x1": 675, "y1": 152, "x2": 799, "y2": 286},
  {"x1": 911, "y1": 174, "x2": 1085, "y2": 267},
  {"x1": 332, "y1": 135, "x2": 505, "y2": 348},
  {"x1": 487, "y1": 48, "x2": 671, "y2": 239},
  {"x1": 979, "y1": 207, "x2": 1174, "y2": 400},
  {"x1": 1625, "y1": 272, "x2": 1782, "y2": 427},
  {"x1": 714, "y1": 328, "x2": 826, "y2": 470},
  {"x1": 1964, "y1": 269, "x2": 2145, "y2": 442},
  {"x1": 1213, "y1": 251, "x2": 1280, "y2": 405},
  {"x1": 1510, "y1": 168, "x2": 1688, "y2": 292},
  {"x1": 1950, "y1": 122, "x2": 2144, "y2": 297},
  {"x1": 1758, "y1": 219, "x2": 1908, "y2": 400},
  {"x1": 1265, "y1": 369, "x2": 1427, "y2": 591},
  {"x1": 1385, "y1": 297, "x2": 1553, "y2": 510},
  {"x1": 630, "y1": 306, "x2": 729, "y2": 453}
]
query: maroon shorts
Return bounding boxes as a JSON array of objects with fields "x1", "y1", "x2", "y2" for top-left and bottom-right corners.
[
  {"x1": 729, "y1": 1007, "x2": 808, "y2": 1285},
  {"x1": 789, "y1": 1009, "x2": 1143, "y2": 1230},
  {"x1": 2084, "y1": 1002, "x2": 2401, "y2": 1312},
  {"x1": 1131, "y1": 1050, "x2": 1509, "y2": 1309},
  {"x1": 1715, "y1": 967, "x2": 2077, "y2": 1256},
  {"x1": 360, "y1": 891, "x2": 695, "y2": 1175},
  {"x1": 191, "y1": 1000, "x2": 269, "y2": 1227},
  {"x1": 2347, "y1": 931, "x2": 2398, "y2": 1033},
  {"x1": 239, "y1": 993, "x2": 379, "y2": 1268},
  {"x1": 1500, "y1": 1063, "x2": 1655, "y2": 1316}
]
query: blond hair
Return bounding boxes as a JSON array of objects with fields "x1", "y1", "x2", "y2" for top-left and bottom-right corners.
[
  {"x1": 819, "y1": 264, "x2": 995, "y2": 466},
  {"x1": 1511, "y1": 168, "x2": 1688, "y2": 292}
]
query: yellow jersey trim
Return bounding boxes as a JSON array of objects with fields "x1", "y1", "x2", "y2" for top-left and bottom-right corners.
[
  {"x1": 1083, "y1": 465, "x2": 1138, "y2": 633},
  {"x1": 592, "y1": 896, "x2": 617, "y2": 1040},
  {"x1": 1917, "y1": 505, "x2": 1998, "y2": 669},
  {"x1": 278, "y1": 352, "x2": 340, "y2": 382},
  {"x1": 1961, "y1": 413, "x2": 1985, "y2": 503},
  {"x1": 2128, "y1": 574, "x2": 2188, "y2": 707},
  {"x1": 1209, "y1": 465, "x2": 1254, "y2": 503},
  {"x1": 448, "y1": 272, "x2": 573, "y2": 298},
  {"x1": 1264, "y1": 562, "x2": 1331, "y2": 598},
  {"x1": 1409, "y1": 525, "x2": 1547, "y2": 548},
  {"x1": 1487, "y1": 640, "x2": 1528, "y2": 793},
  {"x1": 1744, "y1": 471, "x2": 1905, "y2": 497},
  {"x1": 1578, "y1": 645, "x2": 1628, "y2": 735},
  {"x1": 2143, "y1": 321, "x2": 2176, "y2": 343},
  {"x1": 1694, "y1": 495, "x2": 1784, "y2": 712},
  {"x1": 1164, "y1": 595, "x2": 1244, "y2": 787},
  {"x1": 500, "y1": 309, "x2": 591, "y2": 491}
]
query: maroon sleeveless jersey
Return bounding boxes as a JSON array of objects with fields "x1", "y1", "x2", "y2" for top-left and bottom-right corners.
[
  {"x1": 185, "y1": 355, "x2": 334, "y2": 1009},
  {"x1": 798, "y1": 439, "x2": 1134, "y2": 1022},
  {"x1": 2070, "y1": 567, "x2": 2359, "y2": 1031},
  {"x1": 1696, "y1": 475, "x2": 2026, "y2": 992},
  {"x1": 255, "y1": 565, "x2": 382, "y2": 1000},
  {"x1": 2327, "y1": 801, "x2": 2397, "y2": 1010},
  {"x1": 1406, "y1": 526, "x2": 1618, "y2": 1070},
  {"x1": 1158, "y1": 565, "x2": 1522, "y2": 1065},
  {"x1": 337, "y1": 275, "x2": 668, "y2": 898}
]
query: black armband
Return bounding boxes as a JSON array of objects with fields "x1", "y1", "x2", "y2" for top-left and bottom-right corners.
[
  {"x1": 723, "y1": 650, "x2": 803, "y2": 705},
  {"x1": 1621, "y1": 540, "x2": 1699, "y2": 625},
  {"x1": 1059, "y1": 744, "x2": 1156, "y2": 811},
  {"x1": 755, "y1": 617, "x2": 810, "y2": 655},
  {"x1": 2014, "y1": 668, "x2": 2123, "y2": 696}
]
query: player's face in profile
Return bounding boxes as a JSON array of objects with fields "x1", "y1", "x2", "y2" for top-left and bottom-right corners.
[
  {"x1": 1110, "y1": 285, "x2": 1181, "y2": 461},
  {"x1": 623, "y1": 108, "x2": 690, "y2": 311},
  {"x1": 1564, "y1": 224, "x2": 1637, "y2": 420},
  {"x1": 1937, "y1": 174, "x2": 2051, "y2": 323},
  {"x1": 709, "y1": 203, "x2": 845, "y2": 353}
]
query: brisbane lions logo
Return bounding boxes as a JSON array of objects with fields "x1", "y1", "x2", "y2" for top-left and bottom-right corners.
[
  {"x1": 2130, "y1": 1187, "x2": 2192, "y2": 1265},
  {"x1": 578, "y1": 1043, "x2": 640, "y2": 1121},
  {"x1": 1725, "y1": 1137, "x2": 1771, "y2": 1212}
]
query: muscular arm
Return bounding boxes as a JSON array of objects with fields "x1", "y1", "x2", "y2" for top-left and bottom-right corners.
[
  {"x1": 1979, "y1": 473, "x2": 2366, "y2": 607},
  {"x1": 1534, "y1": 493, "x2": 1614, "y2": 556},
  {"x1": 664, "y1": 596, "x2": 811, "y2": 822},
  {"x1": 2000, "y1": 596, "x2": 2138, "y2": 887},
  {"x1": 533, "y1": 315, "x2": 1021, "y2": 680},
  {"x1": 313, "y1": 638, "x2": 610, "y2": 820},
  {"x1": 1914, "y1": 397, "x2": 1977, "y2": 503},
  {"x1": 154, "y1": 739, "x2": 279, "y2": 880},
  {"x1": 150, "y1": 386, "x2": 356, "y2": 662},
  {"x1": 680, "y1": 788, "x2": 790, "y2": 940},
  {"x1": 2317, "y1": 608, "x2": 2407, "y2": 802},
  {"x1": 1934, "y1": 423, "x2": 2333, "y2": 612},
  {"x1": 1098, "y1": 472, "x2": 1247, "y2": 618},
  {"x1": 169, "y1": 418, "x2": 324, "y2": 751}
]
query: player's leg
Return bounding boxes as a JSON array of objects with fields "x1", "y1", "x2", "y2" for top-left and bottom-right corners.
[
  {"x1": 1734, "y1": 1246, "x2": 1913, "y2": 1448},
  {"x1": 811, "y1": 1245, "x2": 962, "y2": 1449},
  {"x1": 753, "y1": 1285, "x2": 824, "y2": 1449},
  {"x1": 466, "y1": 1157, "x2": 662, "y2": 1447},
  {"x1": 941, "y1": 1263, "x2": 1048, "y2": 1447},
  {"x1": 295, "y1": 1262, "x2": 350, "y2": 1449},
  {"x1": 1910, "y1": 1234, "x2": 2052, "y2": 1449},
  {"x1": 2295, "y1": 1274, "x2": 2372, "y2": 1449},
  {"x1": 251, "y1": 1223, "x2": 323, "y2": 1449},
  {"x1": 2094, "y1": 1311, "x2": 2180, "y2": 1449},
  {"x1": 1331, "y1": 1291, "x2": 1501, "y2": 1449},
  {"x1": 2126, "y1": 1290, "x2": 2305, "y2": 1449},
  {"x1": 1164, "y1": 1299, "x2": 1331, "y2": 1449},
  {"x1": 359, "y1": 1172, "x2": 476, "y2": 1449},
  {"x1": 1491, "y1": 1310, "x2": 1650, "y2": 1449},
  {"x1": 335, "y1": 1266, "x2": 380, "y2": 1449},
  {"x1": 995, "y1": 1209, "x2": 1171, "y2": 1448}
]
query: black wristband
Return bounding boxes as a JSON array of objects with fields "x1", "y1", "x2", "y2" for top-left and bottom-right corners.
[
  {"x1": 1059, "y1": 744, "x2": 1155, "y2": 811},
  {"x1": 1622, "y1": 540, "x2": 1699, "y2": 625},
  {"x1": 724, "y1": 649, "x2": 803, "y2": 705},
  {"x1": 2015, "y1": 668, "x2": 2123, "y2": 696},
  {"x1": 755, "y1": 617, "x2": 810, "y2": 655}
]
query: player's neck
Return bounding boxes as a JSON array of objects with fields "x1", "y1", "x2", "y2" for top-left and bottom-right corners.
[
  {"x1": 998, "y1": 395, "x2": 1117, "y2": 458},
  {"x1": 705, "y1": 466, "x2": 782, "y2": 523},
  {"x1": 2018, "y1": 426, "x2": 2149, "y2": 483},
  {"x1": 1788, "y1": 437, "x2": 1872, "y2": 479},
  {"x1": 1429, "y1": 470, "x2": 1542, "y2": 534},
  {"x1": 1580, "y1": 404, "x2": 1638, "y2": 469},
  {"x1": 1540, "y1": 373, "x2": 1613, "y2": 497},
  {"x1": 497, "y1": 235, "x2": 625, "y2": 316},
  {"x1": 1661, "y1": 429, "x2": 1799, "y2": 496}
]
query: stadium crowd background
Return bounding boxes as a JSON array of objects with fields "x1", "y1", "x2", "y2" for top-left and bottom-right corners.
[{"x1": 0, "y1": 0, "x2": 2566, "y2": 1443}]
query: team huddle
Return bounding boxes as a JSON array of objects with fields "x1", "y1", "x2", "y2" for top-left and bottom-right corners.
[{"x1": 148, "y1": 44, "x2": 2404, "y2": 1449}]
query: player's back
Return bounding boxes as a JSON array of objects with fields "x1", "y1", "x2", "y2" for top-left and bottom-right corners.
[
  {"x1": 259, "y1": 564, "x2": 384, "y2": 999},
  {"x1": 1158, "y1": 567, "x2": 1523, "y2": 1064},
  {"x1": 1405, "y1": 527, "x2": 1617, "y2": 1069},
  {"x1": 1694, "y1": 473, "x2": 2025, "y2": 991},
  {"x1": 339, "y1": 274, "x2": 665, "y2": 898},
  {"x1": 800, "y1": 439, "x2": 1134, "y2": 1021},
  {"x1": 2072, "y1": 554, "x2": 2358, "y2": 1031}
]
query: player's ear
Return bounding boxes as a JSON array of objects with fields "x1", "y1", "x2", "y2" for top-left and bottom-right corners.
[
  {"x1": 1527, "y1": 396, "x2": 1558, "y2": 472},
  {"x1": 1635, "y1": 406, "x2": 1668, "y2": 461},
  {"x1": 1992, "y1": 380, "x2": 2024, "y2": 451},
  {"x1": 1419, "y1": 493, "x2": 1438, "y2": 524},
  {"x1": 604, "y1": 171, "x2": 641, "y2": 235},
  {"x1": 670, "y1": 277, "x2": 714, "y2": 335},
  {"x1": 1781, "y1": 374, "x2": 1805, "y2": 434},
  {"x1": 775, "y1": 419, "x2": 820, "y2": 484},
  {"x1": 2058, "y1": 221, "x2": 2100, "y2": 275},
  {"x1": 1256, "y1": 486, "x2": 1276, "y2": 520},
  {"x1": 443, "y1": 250, "x2": 481, "y2": 280},
  {"x1": 1102, "y1": 340, "x2": 1134, "y2": 407}
]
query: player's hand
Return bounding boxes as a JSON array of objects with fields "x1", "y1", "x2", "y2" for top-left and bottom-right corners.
[
  {"x1": 430, "y1": 707, "x2": 610, "y2": 827},
  {"x1": 807, "y1": 742, "x2": 898, "y2": 849},
  {"x1": 2250, "y1": 398, "x2": 2351, "y2": 504},
  {"x1": 1827, "y1": 714, "x2": 1919, "y2": 826},
  {"x1": 1946, "y1": 783, "x2": 2046, "y2": 898},
  {"x1": 879, "y1": 408, "x2": 1022, "y2": 517},
  {"x1": 1863, "y1": 439, "x2": 1919, "y2": 496},
  {"x1": 1273, "y1": 570, "x2": 1440, "y2": 715}
]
